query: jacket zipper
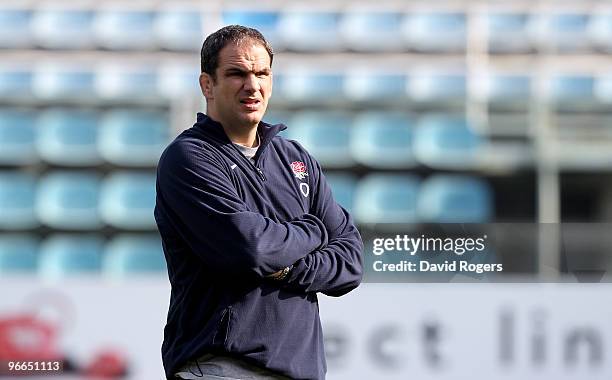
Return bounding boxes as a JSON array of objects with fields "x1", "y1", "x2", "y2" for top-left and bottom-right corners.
[{"x1": 228, "y1": 141, "x2": 267, "y2": 182}]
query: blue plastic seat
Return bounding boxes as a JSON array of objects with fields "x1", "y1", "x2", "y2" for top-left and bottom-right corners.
[
  {"x1": 99, "y1": 172, "x2": 157, "y2": 230},
  {"x1": 157, "y1": 64, "x2": 200, "y2": 99},
  {"x1": 39, "y1": 235, "x2": 103, "y2": 277},
  {"x1": 285, "y1": 112, "x2": 353, "y2": 168},
  {"x1": 344, "y1": 71, "x2": 407, "y2": 102},
  {"x1": 36, "y1": 172, "x2": 102, "y2": 230},
  {"x1": 354, "y1": 174, "x2": 420, "y2": 224},
  {"x1": 33, "y1": 67, "x2": 95, "y2": 100},
  {"x1": 96, "y1": 65, "x2": 158, "y2": 100},
  {"x1": 403, "y1": 12, "x2": 466, "y2": 53},
  {"x1": 223, "y1": 11, "x2": 281, "y2": 49},
  {"x1": 94, "y1": 10, "x2": 156, "y2": 50},
  {"x1": 278, "y1": 12, "x2": 342, "y2": 52},
  {"x1": 529, "y1": 13, "x2": 590, "y2": 52},
  {"x1": 350, "y1": 112, "x2": 415, "y2": 168},
  {"x1": 36, "y1": 109, "x2": 101, "y2": 166},
  {"x1": 0, "y1": 68, "x2": 32, "y2": 99},
  {"x1": 0, "y1": 173, "x2": 38, "y2": 230},
  {"x1": 417, "y1": 175, "x2": 493, "y2": 222},
  {"x1": 339, "y1": 11, "x2": 404, "y2": 52},
  {"x1": 0, "y1": 110, "x2": 37, "y2": 165},
  {"x1": 414, "y1": 115, "x2": 482, "y2": 169},
  {"x1": 483, "y1": 74, "x2": 531, "y2": 108},
  {"x1": 548, "y1": 75, "x2": 595, "y2": 109},
  {"x1": 32, "y1": 9, "x2": 94, "y2": 49},
  {"x1": 409, "y1": 73, "x2": 466, "y2": 105},
  {"x1": 324, "y1": 174, "x2": 357, "y2": 212},
  {"x1": 0, "y1": 9, "x2": 31, "y2": 48},
  {"x1": 589, "y1": 14, "x2": 612, "y2": 53},
  {"x1": 0, "y1": 235, "x2": 38, "y2": 273},
  {"x1": 154, "y1": 10, "x2": 203, "y2": 51},
  {"x1": 279, "y1": 72, "x2": 344, "y2": 103},
  {"x1": 98, "y1": 110, "x2": 170, "y2": 166},
  {"x1": 103, "y1": 234, "x2": 166, "y2": 275},
  {"x1": 595, "y1": 74, "x2": 612, "y2": 104},
  {"x1": 486, "y1": 13, "x2": 531, "y2": 53}
]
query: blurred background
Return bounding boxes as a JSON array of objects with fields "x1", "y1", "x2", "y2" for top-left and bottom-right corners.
[{"x1": 0, "y1": 0, "x2": 611, "y2": 379}]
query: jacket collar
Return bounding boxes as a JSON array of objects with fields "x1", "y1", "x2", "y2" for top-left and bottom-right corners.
[{"x1": 194, "y1": 113, "x2": 286, "y2": 150}]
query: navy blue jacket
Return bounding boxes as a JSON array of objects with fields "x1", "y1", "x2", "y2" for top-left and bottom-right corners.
[{"x1": 154, "y1": 113, "x2": 363, "y2": 380}]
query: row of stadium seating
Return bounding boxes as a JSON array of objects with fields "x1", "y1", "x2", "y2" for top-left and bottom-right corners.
[
  {"x1": 1, "y1": 109, "x2": 493, "y2": 169},
  {"x1": 0, "y1": 234, "x2": 166, "y2": 276},
  {"x1": 281, "y1": 112, "x2": 485, "y2": 169},
  {"x1": 0, "y1": 171, "x2": 157, "y2": 231},
  {"x1": 0, "y1": 109, "x2": 169, "y2": 166},
  {"x1": 2, "y1": 8, "x2": 612, "y2": 53},
  {"x1": 2, "y1": 67, "x2": 611, "y2": 107},
  {"x1": 0, "y1": 171, "x2": 493, "y2": 232}
]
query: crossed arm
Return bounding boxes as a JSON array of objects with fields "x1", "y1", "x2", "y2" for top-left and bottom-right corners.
[{"x1": 156, "y1": 141, "x2": 363, "y2": 296}]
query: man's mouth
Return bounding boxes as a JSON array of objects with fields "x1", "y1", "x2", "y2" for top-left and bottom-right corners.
[{"x1": 240, "y1": 98, "x2": 261, "y2": 110}]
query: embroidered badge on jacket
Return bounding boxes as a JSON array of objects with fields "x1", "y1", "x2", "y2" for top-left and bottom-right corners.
[{"x1": 290, "y1": 161, "x2": 309, "y2": 180}]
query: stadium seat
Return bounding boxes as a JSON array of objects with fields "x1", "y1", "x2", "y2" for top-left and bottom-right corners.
[
  {"x1": 324, "y1": 173, "x2": 357, "y2": 212},
  {"x1": 350, "y1": 112, "x2": 415, "y2": 168},
  {"x1": 32, "y1": 66, "x2": 95, "y2": 100},
  {"x1": 278, "y1": 71, "x2": 344, "y2": 104},
  {"x1": 39, "y1": 235, "x2": 103, "y2": 277},
  {"x1": 36, "y1": 172, "x2": 102, "y2": 230},
  {"x1": 94, "y1": 10, "x2": 156, "y2": 50},
  {"x1": 344, "y1": 71, "x2": 407, "y2": 102},
  {"x1": 409, "y1": 72, "x2": 466, "y2": 105},
  {"x1": 285, "y1": 112, "x2": 353, "y2": 168},
  {"x1": 0, "y1": 110, "x2": 37, "y2": 165},
  {"x1": 414, "y1": 115, "x2": 483, "y2": 169},
  {"x1": 339, "y1": 11, "x2": 404, "y2": 52},
  {"x1": 0, "y1": 172, "x2": 38, "y2": 230},
  {"x1": 486, "y1": 13, "x2": 531, "y2": 53},
  {"x1": 403, "y1": 12, "x2": 466, "y2": 53},
  {"x1": 98, "y1": 109, "x2": 170, "y2": 166},
  {"x1": 547, "y1": 74, "x2": 596, "y2": 110},
  {"x1": 589, "y1": 13, "x2": 612, "y2": 53},
  {"x1": 417, "y1": 175, "x2": 493, "y2": 222},
  {"x1": 529, "y1": 13, "x2": 591, "y2": 52},
  {"x1": 95, "y1": 65, "x2": 159, "y2": 100},
  {"x1": 480, "y1": 74, "x2": 531, "y2": 109},
  {"x1": 222, "y1": 11, "x2": 281, "y2": 49},
  {"x1": 278, "y1": 11, "x2": 342, "y2": 52},
  {"x1": 99, "y1": 172, "x2": 157, "y2": 230},
  {"x1": 36, "y1": 109, "x2": 101, "y2": 166},
  {"x1": 353, "y1": 174, "x2": 420, "y2": 224},
  {"x1": 0, "y1": 235, "x2": 38, "y2": 273},
  {"x1": 157, "y1": 64, "x2": 200, "y2": 99},
  {"x1": 154, "y1": 9, "x2": 203, "y2": 51},
  {"x1": 0, "y1": 8, "x2": 31, "y2": 48},
  {"x1": 31, "y1": 9, "x2": 94, "y2": 49},
  {"x1": 103, "y1": 234, "x2": 166, "y2": 275},
  {"x1": 595, "y1": 74, "x2": 612, "y2": 104},
  {"x1": 0, "y1": 68, "x2": 32, "y2": 99}
]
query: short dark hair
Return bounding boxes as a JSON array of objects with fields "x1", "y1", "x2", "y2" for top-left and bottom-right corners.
[{"x1": 200, "y1": 25, "x2": 274, "y2": 78}]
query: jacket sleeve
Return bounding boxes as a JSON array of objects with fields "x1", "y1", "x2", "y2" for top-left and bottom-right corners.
[
  {"x1": 155, "y1": 139, "x2": 328, "y2": 278},
  {"x1": 279, "y1": 152, "x2": 363, "y2": 297}
]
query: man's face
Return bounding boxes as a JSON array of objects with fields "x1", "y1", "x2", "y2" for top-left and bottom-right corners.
[{"x1": 202, "y1": 41, "x2": 272, "y2": 131}]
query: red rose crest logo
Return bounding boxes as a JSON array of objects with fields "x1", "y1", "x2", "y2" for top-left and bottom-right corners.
[{"x1": 290, "y1": 161, "x2": 308, "y2": 180}]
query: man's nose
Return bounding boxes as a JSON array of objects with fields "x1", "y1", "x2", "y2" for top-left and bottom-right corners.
[{"x1": 243, "y1": 73, "x2": 260, "y2": 92}]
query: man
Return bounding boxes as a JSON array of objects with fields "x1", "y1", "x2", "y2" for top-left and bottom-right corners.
[{"x1": 154, "y1": 25, "x2": 363, "y2": 380}]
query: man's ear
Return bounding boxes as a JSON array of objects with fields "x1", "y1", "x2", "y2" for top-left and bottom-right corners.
[{"x1": 199, "y1": 72, "x2": 214, "y2": 99}]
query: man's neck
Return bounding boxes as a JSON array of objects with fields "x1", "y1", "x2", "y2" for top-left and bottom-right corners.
[{"x1": 208, "y1": 114, "x2": 258, "y2": 147}]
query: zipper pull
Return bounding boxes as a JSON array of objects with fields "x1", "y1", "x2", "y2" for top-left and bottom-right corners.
[{"x1": 256, "y1": 167, "x2": 266, "y2": 181}]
